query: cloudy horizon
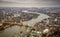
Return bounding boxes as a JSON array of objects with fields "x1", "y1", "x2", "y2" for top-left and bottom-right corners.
[{"x1": 0, "y1": 0, "x2": 60, "y2": 7}]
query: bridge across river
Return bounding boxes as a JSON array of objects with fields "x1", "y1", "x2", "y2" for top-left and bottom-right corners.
[{"x1": 0, "y1": 12, "x2": 50, "y2": 37}]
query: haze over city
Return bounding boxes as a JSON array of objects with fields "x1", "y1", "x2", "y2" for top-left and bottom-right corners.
[
  {"x1": 0, "y1": 0, "x2": 60, "y2": 7},
  {"x1": 0, "y1": 0, "x2": 60, "y2": 37}
]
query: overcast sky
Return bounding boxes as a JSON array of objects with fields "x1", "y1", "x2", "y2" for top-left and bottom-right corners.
[{"x1": 0, "y1": 0, "x2": 60, "y2": 7}]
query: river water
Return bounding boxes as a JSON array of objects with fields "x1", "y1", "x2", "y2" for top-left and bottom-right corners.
[
  {"x1": 23, "y1": 12, "x2": 50, "y2": 26},
  {"x1": 0, "y1": 26, "x2": 20, "y2": 37},
  {"x1": 0, "y1": 12, "x2": 50, "y2": 37}
]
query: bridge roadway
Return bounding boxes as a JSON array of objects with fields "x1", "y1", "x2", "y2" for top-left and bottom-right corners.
[
  {"x1": 0, "y1": 22, "x2": 20, "y2": 30},
  {"x1": 0, "y1": 12, "x2": 50, "y2": 30}
]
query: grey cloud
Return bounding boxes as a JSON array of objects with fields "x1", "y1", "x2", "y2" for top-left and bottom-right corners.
[{"x1": 0, "y1": 0, "x2": 60, "y2": 7}]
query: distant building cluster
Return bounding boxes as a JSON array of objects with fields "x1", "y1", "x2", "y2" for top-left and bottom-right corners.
[
  {"x1": 0, "y1": 7, "x2": 60, "y2": 37},
  {"x1": 0, "y1": 8, "x2": 39, "y2": 23}
]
